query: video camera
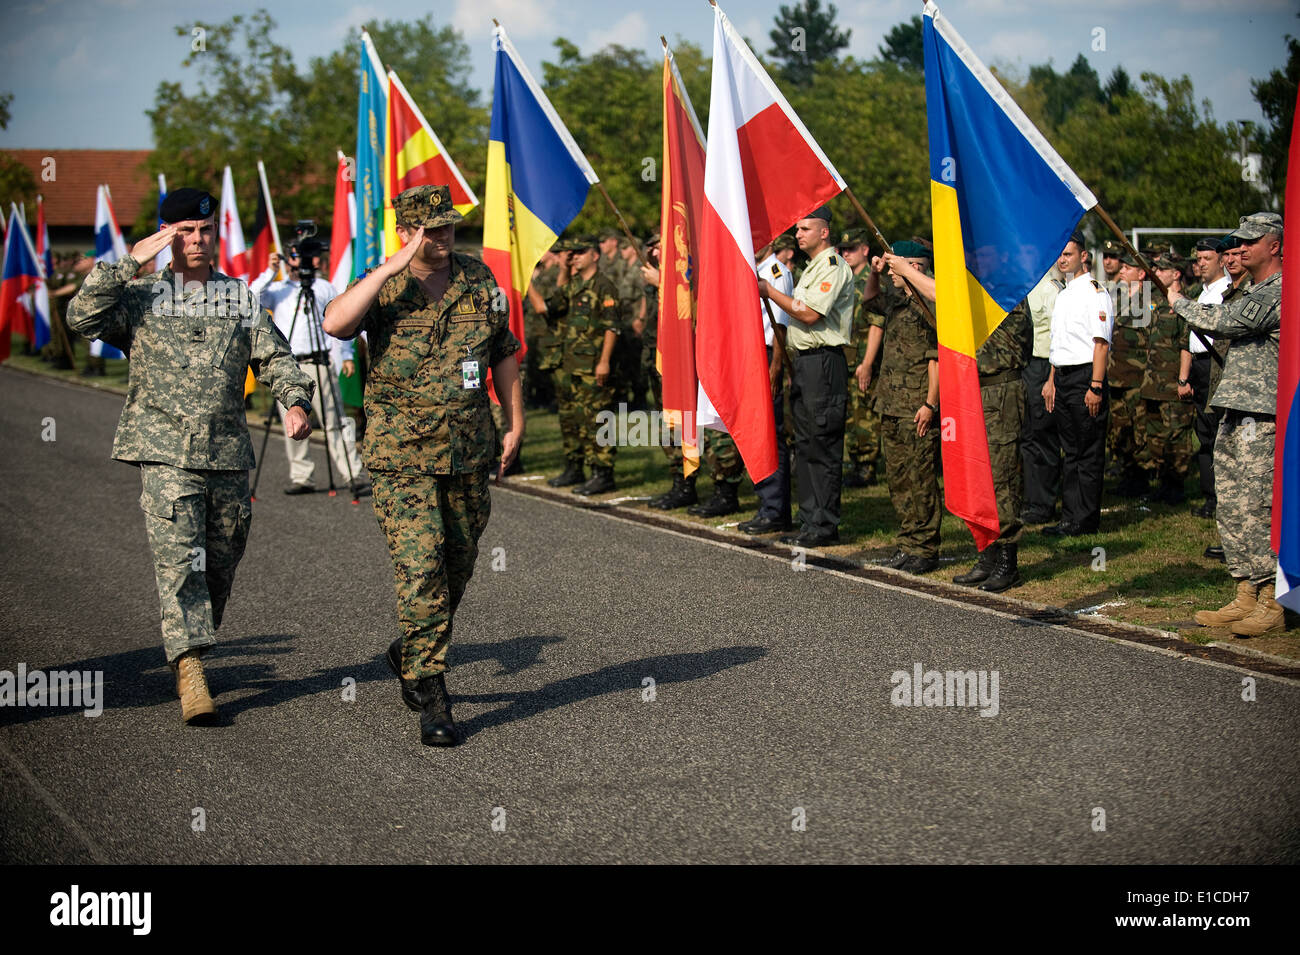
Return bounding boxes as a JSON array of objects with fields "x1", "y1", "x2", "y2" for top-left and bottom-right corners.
[{"x1": 288, "y1": 220, "x2": 328, "y2": 284}]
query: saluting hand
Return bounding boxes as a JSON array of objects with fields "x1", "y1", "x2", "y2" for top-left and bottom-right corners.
[
  {"x1": 385, "y1": 228, "x2": 425, "y2": 273},
  {"x1": 129, "y1": 225, "x2": 178, "y2": 269}
]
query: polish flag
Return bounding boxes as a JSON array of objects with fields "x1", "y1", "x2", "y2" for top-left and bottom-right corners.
[
  {"x1": 695, "y1": 3, "x2": 845, "y2": 482},
  {"x1": 219, "y1": 165, "x2": 249, "y2": 282},
  {"x1": 330, "y1": 150, "x2": 356, "y2": 290}
]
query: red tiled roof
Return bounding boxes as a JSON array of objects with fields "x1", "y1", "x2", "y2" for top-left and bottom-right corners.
[{"x1": 4, "y1": 149, "x2": 153, "y2": 229}]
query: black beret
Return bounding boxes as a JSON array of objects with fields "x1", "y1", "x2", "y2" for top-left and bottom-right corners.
[
  {"x1": 1068, "y1": 229, "x2": 1086, "y2": 249},
  {"x1": 1195, "y1": 238, "x2": 1221, "y2": 253},
  {"x1": 808, "y1": 205, "x2": 832, "y2": 224},
  {"x1": 160, "y1": 188, "x2": 216, "y2": 223}
]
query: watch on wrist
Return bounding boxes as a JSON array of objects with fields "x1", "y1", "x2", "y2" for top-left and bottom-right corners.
[
  {"x1": 290, "y1": 399, "x2": 312, "y2": 414},
  {"x1": 1178, "y1": 378, "x2": 1189, "y2": 386},
  {"x1": 1088, "y1": 385, "x2": 1103, "y2": 396},
  {"x1": 924, "y1": 401, "x2": 938, "y2": 414}
]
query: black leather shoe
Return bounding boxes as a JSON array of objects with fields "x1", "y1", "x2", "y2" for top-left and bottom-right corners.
[
  {"x1": 414, "y1": 673, "x2": 458, "y2": 747},
  {"x1": 1043, "y1": 521, "x2": 1085, "y2": 537},
  {"x1": 1204, "y1": 544, "x2": 1225, "y2": 562},
  {"x1": 898, "y1": 554, "x2": 939, "y2": 574},
  {"x1": 737, "y1": 514, "x2": 792, "y2": 535},
  {"x1": 385, "y1": 638, "x2": 421, "y2": 712},
  {"x1": 878, "y1": 549, "x2": 910, "y2": 569},
  {"x1": 782, "y1": 529, "x2": 839, "y2": 547},
  {"x1": 548, "y1": 462, "x2": 585, "y2": 487},
  {"x1": 687, "y1": 482, "x2": 740, "y2": 517},
  {"x1": 1019, "y1": 509, "x2": 1052, "y2": 524},
  {"x1": 283, "y1": 482, "x2": 316, "y2": 495}
]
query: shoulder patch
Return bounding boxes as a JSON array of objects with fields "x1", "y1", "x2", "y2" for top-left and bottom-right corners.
[
  {"x1": 820, "y1": 281, "x2": 832, "y2": 293},
  {"x1": 829, "y1": 255, "x2": 838, "y2": 266},
  {"x1": 602, "y1": 297, "x2": 617, "y2": 308},
  {"x1": 1242, "y1": 300, "x2": 1262, "y2": 321},
  {"x1": 1051, "y1": 279, "x2": 1065, "y2": 290},
  {"x1": 771, "y1": 264, "x2": 781, "y2": 278},
  {"x1": 1090, "y1": 279, "x2": 1102, "y2": 291}
]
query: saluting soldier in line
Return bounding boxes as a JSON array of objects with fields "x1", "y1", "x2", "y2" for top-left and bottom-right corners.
[
  {"x1": 324, "y1": 185, "x2": 523, "y2": 746},
  {"x1": 67, "y1": 187, "x2": 315, "y2": 725},
  {"x1": 838, "y1": 228, "x2": 882, "y2": 488}
]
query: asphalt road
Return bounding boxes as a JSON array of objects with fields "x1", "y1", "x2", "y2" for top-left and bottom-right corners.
[{"x1": 2, "y1": 366, "x2": 1298, "y2": 864}]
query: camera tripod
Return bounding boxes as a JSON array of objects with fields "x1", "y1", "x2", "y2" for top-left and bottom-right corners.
[{"x1": 251, "y1": 270, "x2": 360, "y2": 505}]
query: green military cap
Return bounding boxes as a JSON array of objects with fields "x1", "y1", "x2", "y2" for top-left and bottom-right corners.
[
  {"x1": 551, "y1": 238, "x2": 572, "y2": 253},
  {"x1": 1143, "y1": 240, "x2": 1173, "y2": 257},
  {"x1": 570, "y1": 234, "x2": 598, "y2": 252},
  {"x1": 837, "y1": 228, "x2": 870, "y2": 248},
  {"x1": 1151, "y1": 252, "x2": 1182, "y2": 270},
  {"x1": 772, "y1": 233, "x2": 796, "y2": 252},
  {"x1": 645, "y1": 231, "x2": 661, "y2": 248},
  {"x1": 1217, "y1": 234, "x2": 1241, "y2": 253},
  {"x1": 598, "y1": 227, "x2": 620, "y2": 241},
  {"x1": 1232, "y1": 211, "x2": 1282, "y2": 241},
  {"x1": 892, "y1": 239, "x2": 931, "y2": 259},
  {"x1": 392, "y1": 184, "x2": 463, "y2": 228},
  {"x1": 619, "y1": 234, "x2": 641, "y2": 250},
  {"x1": 1117, "y1": 247, "x2": 1141, "y2": 267},
  {"x1": 1101, "y1": 238, "x2": 1121, "y2": 258}
]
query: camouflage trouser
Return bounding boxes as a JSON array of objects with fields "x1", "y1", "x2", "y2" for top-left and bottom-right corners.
[
  {"x1": 1137, "y1": 397, "x2": 1195, "y2": 482},
  {"x1": 650, "y1": 372, "x2": 684, "y2": 469},
  {"x1": 572, "y1": 374, "x2": 616, "y2": 468},
  {"x1": 138, "y1": 464, "x2": 252, "y2": 664},
  {"x1": 1108, "y1": 385, "x2": 1144, "y2": 480},
  {"x1": 1215, "y1": 411, "x2": 1276, "y2": 586},
  {"x1": 703, "y1": 428, "x2": 742, "y2": 485},
  {"x1": 371, "y1": 469, "x2": 492, "y2": 679},
  {"x1": 554, "y1": 367, "x2": 583, "y2": 465},
  {"x1": 845, "y1": 373, "x2": 880, "y2": 474},
  {"x1": 880, "y1": 413, "x2": 941, "y2": 558},
  {"x1": 982, "y1": 378, "x2": 1025, "y2": 544}
]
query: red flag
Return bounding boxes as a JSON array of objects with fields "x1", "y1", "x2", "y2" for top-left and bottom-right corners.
[
  {"x1": 219, "y1": 166, "x2": 249, "y2": 282},
  {"x1": 249, "y1": 182, "x2": 272, "y2": 277},
  {"x1": 1, "y1": 206, "x2": 41, "y2": 362}
]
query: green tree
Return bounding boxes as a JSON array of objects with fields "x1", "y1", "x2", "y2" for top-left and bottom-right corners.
[
  {"x1": 767, "y1": 0, "x2": 850, "y2": 87},
  {"x1": 878, "y1": 15, "x2": 923, "y2": 72},
  {"x1": 0, "y1": 92, "x2": 38, "y2": 216},
  {"x1": 1027, "y1": 54, "x2": 1105, "y2": 128},
  {"x1": 1252, "y1": 16, "x2": 1298, "y2": 202}
]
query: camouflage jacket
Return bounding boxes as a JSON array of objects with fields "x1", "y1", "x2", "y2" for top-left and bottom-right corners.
[
  {"x1": 67, "y1": 257, "x2": 313, "y2": 469},
  {"x1": 850, "y1": 270, "x2": 872, "y2": 363},
  {"x1": 1139, "y1": 300, "x2": 1189, "y2": 401},
  {"x1": 1175, "y1": 271, "x2": 1280, "y2": 416},
  {"x1": 1107, "y1": 284, "x2": 1150, "y2": 390},
  {"x1": 528, "y1": 264, "x2": 561, "y2": 371},
  {"x1": 977, "y1": 301, "x2": 1031, "y2": 378},
  {"x1": 1206, "y1": 278, "x2": 1250, "y2": 400},
  {"x1": 345, "y1": 253, "x2": 520, "y2": 474},
  {"x1": 871, "y1": 290, "x2": 937, "y2": 417},
  {"x1": 546, "y1": 271, "x2": 620, "y2": 376}
]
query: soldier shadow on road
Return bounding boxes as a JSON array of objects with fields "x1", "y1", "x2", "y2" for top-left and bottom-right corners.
[{"x1": 450, "y1": 644, "x2": 768, "y2": 741}]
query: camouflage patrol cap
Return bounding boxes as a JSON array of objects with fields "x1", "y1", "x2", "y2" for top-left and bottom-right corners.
[
  {"x1": 619, "y1": 234, "x2": 641, "y2": 250},
  {"x1": 837, "y1": 228, "x2": 870, "y2": 248},
  {"x1": 598, "y1": 228, "x2": 620, "y2": 242},
  {"x1": 570, "y1": 234, "x2": 598, "y2": 252},
  {"x1": 392, "y1": 184, "x2": 463, "y2": 228},
  {"x1": 1151, "y1": 252, "x2": 1183, "y2": 271},
  {"x1": 1232, "y1": 211, "x2": 1282, "y2": 241},
  {"x1": 1117, "y1": 247, "x2": 1141, "y2": 268},
  {"x1": 772, "y1": 233, "x2": 797, "y2": 252}
]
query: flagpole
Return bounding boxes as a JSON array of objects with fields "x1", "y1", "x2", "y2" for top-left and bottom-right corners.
[
  {"x1": 840, "y1": 185, "x2": 938, "y2": 326},
  {"x1": 257, "y1": 160, "x2": 286, "y2": 281},
  {"x1": 1091, "y1": 203, "x2": 1223, "y2": 367},
  {"x1": 37, "y1": 194, "x2": 79, "y2": 369},
  {"x1": 593, "y1": 182, "x2": 651, "y2": 269}
]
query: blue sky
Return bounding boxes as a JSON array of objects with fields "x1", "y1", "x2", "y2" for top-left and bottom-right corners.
[{"x1": 0, "y1": 0, "x2": 1293, "y2": 148}]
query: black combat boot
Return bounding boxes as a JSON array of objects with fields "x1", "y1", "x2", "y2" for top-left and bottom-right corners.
[
  {"x1": 953, "y1": 545, "x2": 998, "y2": 586},
  {"x1": 1156, "y1": 474, "x2": 1185, "y2": 505},
  {"x1": 649, "y1": 473, "x2": 697, "y2": 510},
  {"x1": 547, "y1": 460, "x2": 585, "y2": 487},
  {"x1": 687, "y1": 481, "x2": 739, "y2": 517},
  {"x1": 414, "y1": 674, "x2": 457, "y2": 747},
  {"x1": 979, "y1": 543, "x2": 1022, "y2": 593},
  {"x1": 843, "y1": 464, "x2": 874, "y2": 488},
  {"x1": 573, "y1": 466, "x2": 615, "y2": 496}
]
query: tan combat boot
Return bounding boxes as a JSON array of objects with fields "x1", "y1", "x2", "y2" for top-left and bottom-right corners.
[
  {"x1": 174, "y1": 651, "x2": 218, "y2": 724},
  {"x1": 1230, "y1": 583, "x2": 1286, "y2": 637},
  {"x1": 1194, "y1": 579, "x2": 1257, "y2": 627}
]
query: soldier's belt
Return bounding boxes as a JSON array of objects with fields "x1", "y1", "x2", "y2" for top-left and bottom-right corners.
[
  {"x1": 977, "y1": 369, "x2": 1020, "y2": 386},
  {"x1": 794, "y1": 344, "x2": 845, "y2": 356}
]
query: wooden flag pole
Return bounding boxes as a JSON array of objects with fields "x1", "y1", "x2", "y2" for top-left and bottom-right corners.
[
  {"x1": 257, "y1": 160, "x2": 286, "y2": 281},
  {"x1": 594, "y1": 182, "x2": 651, "y2": 270},
  {"x1": 1092, "y1": 203, "x2": 1223, "y2": 367},
  {"x1": 842, "y1": 184, "x2": 938, "y2": 326}
]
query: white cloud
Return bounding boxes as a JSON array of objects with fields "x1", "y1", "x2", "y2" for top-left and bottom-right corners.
[
  {"x1": 587, "y1": 11, "x2": 648, "y2": 51},
  {"x1": 452, "y1": 0, "x2": 560, "y2": 41}
]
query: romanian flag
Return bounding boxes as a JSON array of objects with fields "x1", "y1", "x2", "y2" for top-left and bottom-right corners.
[
  {"x1": 355, "y1": 30, "x2": 387, "y2": 274},
  {"x1": 658, "y1": 41, "x2": 707, "y2": 477},
  {"x1": 1274, "y1": 84, "x2": 1300, "y2": 611},
  {"x1": 483, "y1": 23, "x2": 597, "y2": 372},
  {"x1": 923, "y1": 1, "x2": 1095, "y2": 549},
  {"x1": 383, "y1": 69, "x2": 477, "y2": 256}
]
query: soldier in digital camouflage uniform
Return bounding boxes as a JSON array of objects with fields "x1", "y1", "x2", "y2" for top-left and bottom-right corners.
[
  {"x1": 547, "y1": 235, "x2": 620, "y2": 496},
  {"x1": 1106, "y1": 247, "x2": 1151, "y2": 497},
  {"x1": 838, "y1": 228, "x2": 881, "y2": 488},
  {"x1": 1136, "y1": 253, "x2": 1196, "y2": 503},
  {"x1": 324, "y1": 184, "x2": 524, "y2": 746},
  {"x1": 952, "y1": 301, "x2": 1032, "y2": 592},
  {"x1": 66, "y1": 187, "x2": 316, "y2": 725},
  {"x1": 861, "y1": 241, "x2": 942, "y2": 573},
  {"x1": 1169, "y1": 213, "x2": 1286, "y2": 637}
]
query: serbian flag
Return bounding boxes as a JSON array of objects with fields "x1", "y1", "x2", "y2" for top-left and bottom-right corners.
[
  {"x1": 331, "y1": 150, "x2": 357, "y2": 290},
  {"x1": 1273, "y1": 85, "x2": 1300, "y2": 611},
  {"x1": 32, "y1": 195, "x2": 52, "y2": 351},
  {"x1": 483, "y1": 23, "x2": 597, "y2": 376},
  {"x1": 0, "y1": 205, "x2": 41, "y2": 362},
  {"x1": 383, "y1": 70, "x2": 477, "y2": 256},
  {"x1": 92, "y1": 186, "x2": 126, "y2": 360},
  {"x1": 924, "y1": 1, "x2": 1096, "y2": 549},
  {"x1": 355, "y1": 30, "x2": 387, "y2": 273},
  {"x1": 219, "y1": 165, "x2": 249, "y2": 282},
  {"x1": 658, "y1": 41, "x2": 707, "y2": 477},
  {"x1": 695, "y1": 4, "x2": 844, "y2": 483}
]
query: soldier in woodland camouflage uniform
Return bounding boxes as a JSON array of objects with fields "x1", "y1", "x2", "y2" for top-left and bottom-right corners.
[
  {"x1": 838, "y1": 228, "x2": 881, "y2": 488},
  {"x1": 547, "y1": 235, "x2": 620, "y2": 496},
  {"x1": 1137, "y1": 253, "x2": 1196, "y2": 503},
  {"x1": 1169, "y1": 213, "x2": 1286, "y2": 637},
  {"x1": 953, "y1": 301, "x2": 1032, "y2": 592},
  {"x1": 618, "y1": 235, "x2": 650, "y2": 409},
  {"x1": 524, "y1": 250, "x2": 560, "y2": 410},
  {"x1": 66, "y1": 187, "x2": 315, "y2": 726},
  {"x1": 324, "y1": 185, "x2": 524, "y2": 746},
  {"x1": 1106, "y1": 248, "x2": 1151, "y2": 497}
]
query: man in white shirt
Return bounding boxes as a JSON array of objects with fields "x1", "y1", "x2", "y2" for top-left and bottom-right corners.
[
  {"x1": 251, "y1": 242, "x2": 365, "y2": 494},
  {"x1": 738, "y1": 241, "x2": 794, "y2": 535},
  {"x1": 1021, "y1": 268, "x2": 1065, "y2": 524},
  {"x1": 1188, "y1": 236, "x2": 1231, "y2": 518},
  {"x1": 1042, "y1": 231, "x2": 1114, "y2": 535}
]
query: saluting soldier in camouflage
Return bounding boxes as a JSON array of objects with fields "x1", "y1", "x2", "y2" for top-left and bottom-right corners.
[
  {"x1": 1169, "y1": 212, "x2": 1286, "y2": 637},
  {"x1": 324, "y1": 184, "x2": 524, "y2": 746},
  {"x1": 862, "y1": 241, "x2": 942, "y2": 574},
  {"x1": 547, "y1": 235, "x2": 620, "y2": 496},
  {"x1": 1137, "y1": 253, "x2": 1196, "y2": 503},
  {"x1": 66, "y1": 187, "x2": 315, "y2": 725},
  {"x1": 953, "y1": 301, "x2": 1032, "y2": 592},
  {"x1": 1107, "y1": 248, "x2": 1151, "y2": 496},
  {"x1": 838, "y1": 228, "x2": 881, "y2": 488}
]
